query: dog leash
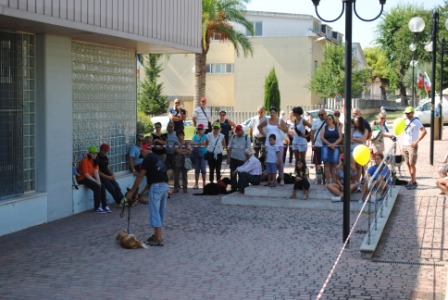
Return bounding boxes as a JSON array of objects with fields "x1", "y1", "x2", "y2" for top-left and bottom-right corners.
[{"x1": 119, "y1": 197, "x2": 131, "y2": 234}]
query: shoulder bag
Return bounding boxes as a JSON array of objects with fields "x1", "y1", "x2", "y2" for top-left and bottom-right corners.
[
  {"x1": 200, "y1": 107, "x2": 212, "y2": 134},
  {"x1": 204, "y1": 135, "x2": 220, "y2": 161}
]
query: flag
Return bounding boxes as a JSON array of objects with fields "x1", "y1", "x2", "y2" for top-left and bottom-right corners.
[
  {"x1": 417, "y1": 68, "x2": 424, "y2": 89},
  {"x1": 423, "y1": 72, "x2": 431, "y2": 91}
]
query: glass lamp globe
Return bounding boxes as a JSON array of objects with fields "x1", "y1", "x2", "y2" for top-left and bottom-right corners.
[
  {"x1": 408, "y1": 17, "x2": 425, "y2": 33},
  {"x1": 409, "y1": 43, "x2": 416, "y2": 52}
]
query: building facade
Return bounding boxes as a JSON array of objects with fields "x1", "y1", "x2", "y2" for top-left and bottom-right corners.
[
  {"x1": 0, "y1": 0, "x2": 201, "y2": 236},
  {"x1": 157, "y1": 11, "x2": 344, "y2": 114}
]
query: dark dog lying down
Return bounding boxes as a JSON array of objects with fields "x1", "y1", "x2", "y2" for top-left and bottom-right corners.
[{"x1": 194, "y1": 177, "x2": 231, "y2": 195}]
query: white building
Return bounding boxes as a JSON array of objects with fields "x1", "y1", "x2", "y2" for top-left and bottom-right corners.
[{"x1": 0, "y1": 0, "x2": 201, "y2": 236}]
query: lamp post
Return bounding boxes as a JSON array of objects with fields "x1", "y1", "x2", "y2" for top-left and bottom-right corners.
[
  {"x1": 439, "y1": 37, "x2": 445, "y2": 139},
  {"x1": 310, "y1": 0, "x2": 386, "y2": 244},
  {"x1": 408, "y1": 17, "x2": 426, "y2": 108},
  {"x1": 409, "y1": 43, "x2": 417, "y2": 107}
]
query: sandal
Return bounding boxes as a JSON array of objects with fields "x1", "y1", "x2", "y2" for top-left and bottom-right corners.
[{"x1": 302, "y1": 194, "x2": 308, "y2": 200}]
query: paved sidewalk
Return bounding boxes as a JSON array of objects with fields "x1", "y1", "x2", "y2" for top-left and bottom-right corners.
[{"x1": 1, "y1": 126, "x2": 448, "y2": 299}]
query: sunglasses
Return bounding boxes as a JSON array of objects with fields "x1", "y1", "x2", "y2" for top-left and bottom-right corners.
[
  {"x1": 138, "y1": 139, "x2": 144, "y2": 142},
  {"x1": 197, "y1": 128, "x2": 204, "y2": 130},
  {"x1": 334, "y1": 114, "x2": 340, "y2": 116},
  {"x1": 318, "y1": 114, "x2": 325, "y2": 117}
]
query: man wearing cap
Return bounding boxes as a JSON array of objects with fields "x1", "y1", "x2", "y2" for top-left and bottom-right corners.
[
  {"x1": 402, "y1": 106, "x2": 427, "y2": 190},
  {"x1": 77, "y1": 146, "x2": 111, "y2": 213},
  {"x1": 169, "y1": 98, "x2": 187, "y2": 133},
  {"x1": 193, "y1": 97, "x2": 212, "y2": 133},
  {"x1": 249, "y1": 106, "x2": 267, "y2": 158},
  {"x1": 126, "y1": 146, "x2": 170, "y2": 246},
  {"x1": 228, "y1": 124, "x2": 251, "y2": 191},
  {"x1": 98, "y1": 143, "x2": 125, "y2": 205}
]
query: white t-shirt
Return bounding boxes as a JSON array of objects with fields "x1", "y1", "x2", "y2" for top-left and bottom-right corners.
[
  {"x1": 311, "y1": 119, "x2": 326, "y2": 147},
  {"x1": 249, "y1": 115, "x2": 266, "y2": 138},
  {"x1": 402, "y1": 118, "x2": 424, "y2": 146},
  {"x1": 193, "y1": 106, "x2": 211, "y2": 129}
]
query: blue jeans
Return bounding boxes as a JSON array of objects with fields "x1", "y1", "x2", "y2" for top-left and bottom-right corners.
[
  {"x1": 194, "y1": 156, "x2": 207, "y2": 175},
  {"x1": 149, "y1": 183, "x2": 170, "y2": 228}
]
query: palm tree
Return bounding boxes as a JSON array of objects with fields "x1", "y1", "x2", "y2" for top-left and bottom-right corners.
[{"x1": 194, "y1": 0, "x2": 254, "y2": 107}]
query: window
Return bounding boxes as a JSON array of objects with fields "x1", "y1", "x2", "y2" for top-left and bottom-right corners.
[
  {"x1": 205, "y1": 64, "x2": 234, "y2": 74},
  {"x1": 72, "y1": 42, "x2": 136, "y2": 173},
  {"x1": 0, "y1": 32, "x2": 35, "y2": 200},
  {"x1": 247, "y1": 21, "x2": 263, "y2": 36}
]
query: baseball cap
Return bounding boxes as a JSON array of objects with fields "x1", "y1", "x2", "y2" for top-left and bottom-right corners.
[
  {"x1": 404, "y1": 106, "x2": 414, "y2": 114},
  {"x1": 340, "y1": 154, "x2": 345, "y2": 160},
  {"x1": 200, "y1": 97, "x2": 207, "y2": 102},
  {"x1": 100, "y1": 144, "x2": 110, "y2": 152},
  {"x1": 212, "y1": 121, "x2": 221, "y2": 128},
  {"x1": 235, "y1": 125, "x2": 243, "y2": 133},
  {"x1": 141, "y1": 144, "x2": 151, "y2": 150},
  {"x1": 334, "y1": 110, "x2": 341, "y2": 115},
  {"x1": 197, "y1": 123, "x2": 205, "y2": 129},
  {"x1": 88, "y1": 146, "x2": 98, "y2": 153}
]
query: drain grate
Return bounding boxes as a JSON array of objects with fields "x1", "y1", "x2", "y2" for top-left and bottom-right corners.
[
  {"x1": 372, "y1": 260, "x2": 445, "y2": 267},
  {"x1": 356, "y1": 230, "x2": 367, "y2": 234}
]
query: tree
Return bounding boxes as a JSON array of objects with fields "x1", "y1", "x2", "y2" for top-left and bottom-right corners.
[
  {"x1": 194, "y1": 0, "x2": 254, "y2": 108},
  {"x1": 138, "y1": 54, "x2": 169, "y2": 115},
  {"x1": 364, "y1": 46, "x2": 393, "y2": 100},
  {"x1": 375, "y1": 4, "x2": 432, "y2": 105},
  {"x1": 264, "y1": 67, "x2": 280, "y2": 111},
  {"x1": 308, "y1": 43, "x2": 366, "y2": 99}
]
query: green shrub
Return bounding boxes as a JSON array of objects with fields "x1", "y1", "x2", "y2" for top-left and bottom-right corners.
[{"x1": 137, "y1": 112, "x2": 153, "y2": 135}]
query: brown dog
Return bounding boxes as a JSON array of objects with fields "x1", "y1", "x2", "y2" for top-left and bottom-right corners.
[
  {"x1": 116, "y1": 230, "x2": 147, "y2": 249},
  {"x1": 315, "y1": 165, "x2": 324, "y2": 184}
]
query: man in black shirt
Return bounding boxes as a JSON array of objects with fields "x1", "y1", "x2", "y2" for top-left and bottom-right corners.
[
  {"x1": 98, "y1": 144, "x2": 124, "y2": 205},
  {"x1": 169, "y1": 98, "x2": 187, "y2": 133},
  {"x1": 126, "y1": 147, "x2": 170, "y2": 246}
]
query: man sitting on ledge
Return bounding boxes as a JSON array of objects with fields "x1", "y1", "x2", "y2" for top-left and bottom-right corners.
[{"x1": 233, "y1": 148, "x2": 262, "y2": 193}]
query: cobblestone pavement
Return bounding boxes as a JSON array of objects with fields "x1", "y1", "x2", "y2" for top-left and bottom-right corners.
[{"x1": 1, "y1": 126, "x2": 448, "y2": 299}]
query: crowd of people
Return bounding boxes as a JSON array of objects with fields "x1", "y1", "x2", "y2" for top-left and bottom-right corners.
[{"x1": 76, "y1": 99, "x2": 435, "y2": 247}]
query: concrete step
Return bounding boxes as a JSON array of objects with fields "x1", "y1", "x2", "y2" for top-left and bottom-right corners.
[{"x1": 243, "y1": 184, "x2": 362, "y2": 201}]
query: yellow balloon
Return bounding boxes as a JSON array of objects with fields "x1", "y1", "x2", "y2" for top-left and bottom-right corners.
[
  {"x1": 393, "y1": 118, "x2": 406, "y2": 136},
  {"x1": 353, "y1": 145, "x2": 371, "y2": 166}
]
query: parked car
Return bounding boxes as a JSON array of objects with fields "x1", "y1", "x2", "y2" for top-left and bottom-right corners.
[
  {"x1": 414, "y1": 98, "x2": 448, "y2": 125},
  {"x1": 306, "y1": 109, "x2": 334, "y2": 119},
  {"x1": 239, "y1": 117, "x2": 253, "y2": 132}
]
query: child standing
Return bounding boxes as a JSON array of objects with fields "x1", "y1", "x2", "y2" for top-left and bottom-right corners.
[
  {"x1": 289, "y1": 158, "x2": 310, "y2": 199},
  {"x1": 264, "y1": 134, "x2": 280, "y2": 187}
]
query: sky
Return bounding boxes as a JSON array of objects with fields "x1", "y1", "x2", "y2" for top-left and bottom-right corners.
[{"x1": 246, "y1": 0, "x2": 445, "y2": 49}]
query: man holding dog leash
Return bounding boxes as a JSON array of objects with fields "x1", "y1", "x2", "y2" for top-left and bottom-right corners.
[{"x1": 126, "y1": 147, "x2": 170, "y2": 247}]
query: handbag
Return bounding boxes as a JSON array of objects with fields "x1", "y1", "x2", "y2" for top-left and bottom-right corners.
[
  {"x1": 205, "y1": 135, "x2": 220, "y2": 161},
  {"x1": 184, "y1": 155, "x2": 193, "y2": 170},
  {"x1": 293, "y1": 119, "x2": 311, "y2": 142},
  {"x1": 200, "y1": 107, "x2": 212, "y2": 134}
]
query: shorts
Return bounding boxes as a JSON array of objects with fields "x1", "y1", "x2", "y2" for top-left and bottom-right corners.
[
  {"x1": 291, "y1": 139, "x2": 308, "y2": 152},
  {"x1": 149, "y1": 183, "x2": 170, "y2": 228},
  {"x1": 265, "y1": 162, "x2": 277, "y2": 174},
  {"x1": 402, "y1": 145, "x2": 418, "y2": 165}
]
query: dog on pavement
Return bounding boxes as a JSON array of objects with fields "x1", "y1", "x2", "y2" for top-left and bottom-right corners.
[
  {"x1": 315, "y1": 165, "x2": 324, "y2": 184},
  {"x1": 116, "y1": 230, "x2": 147, "y2": 249},
  {"x1": 193, "y1": 177, "x2": 231, "y2": 195}
]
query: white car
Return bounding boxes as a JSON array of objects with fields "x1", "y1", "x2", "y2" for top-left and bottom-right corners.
[
  {"x1": 413, "y1": 98, "x2": 448, "y2": 125},
  {"x1": 239, "y1": 117, "x2": 253, "y2": 132},
  {"x1": 306, "y1": 109, "x2": 335, "y2": 119}
]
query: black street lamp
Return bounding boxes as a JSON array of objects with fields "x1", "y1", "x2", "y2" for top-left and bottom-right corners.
[
  {"x1": 310, "y1": 0, "x2": 387, "y2": 243},
  {"x1": 409, "y1": 43, "x2": 418, "y2": 107}
]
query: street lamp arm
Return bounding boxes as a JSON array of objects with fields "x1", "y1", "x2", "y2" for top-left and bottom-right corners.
[
  {"x1": 313, "y1": 3, "x2": 345, "y2": 23},
  {"x1": 353, "y1": 3, "x2": 385, "y2": 22}
]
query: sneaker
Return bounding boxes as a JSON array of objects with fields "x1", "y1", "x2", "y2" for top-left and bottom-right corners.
[
  {"x1": 103, "y1": 206, "x2": 112, "y2": 213},
  {"x1": 405, "y1": 182, "x2": 413, "y2": 188},
  {"x1": 148, "y1": 238, "x2": 164, "y2": 247},
  {"x1": 407, "y1": 182, "x2": 417, "y2": 190},
  {"x1": 95, "y1": 207, "x2": 106, "y2": 213},
  {"x1": 331, "y1": 196, "x2": 341, "y2": 202},
  {"x1": 279, "y1": 179, "x2": 285, "y2": 186},
  {"x1": 193, "y1": 185, "x2": 199, "y2": 189}
]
